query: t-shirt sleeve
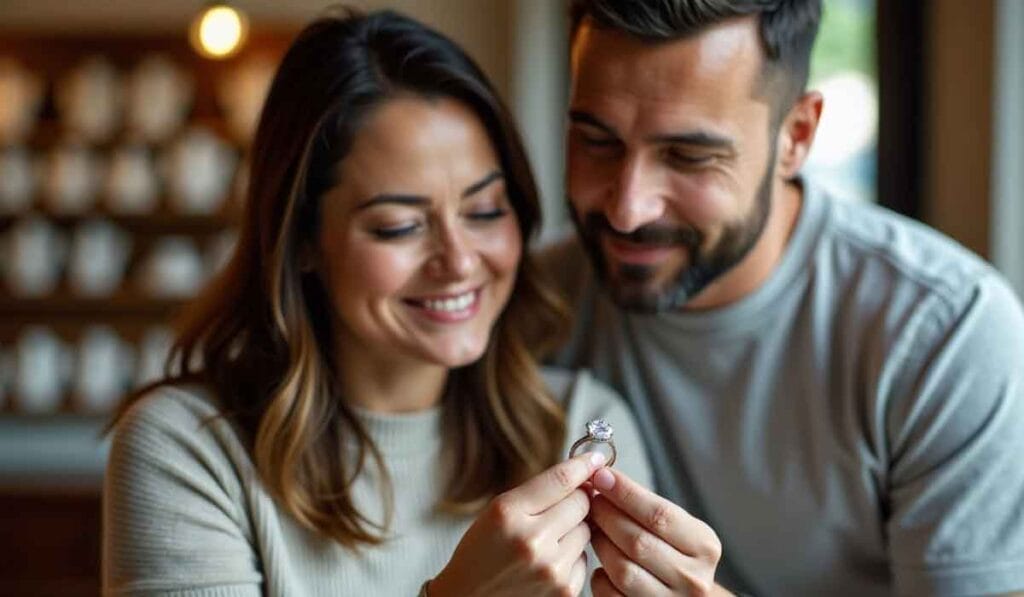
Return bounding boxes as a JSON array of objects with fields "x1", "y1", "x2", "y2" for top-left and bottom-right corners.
[
  {"x1": 883, "y1": 274, "x2": 1024, "y2": 596},
  {"x1": 103, "y1": 388, "x2": 262, "y2": 596}
]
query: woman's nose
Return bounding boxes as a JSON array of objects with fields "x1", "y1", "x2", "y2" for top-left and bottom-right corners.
[{"x1": 427, "y1": 224, "x2": 478, "y2": 279}]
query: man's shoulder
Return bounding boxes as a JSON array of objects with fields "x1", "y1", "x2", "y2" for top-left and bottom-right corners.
[
  {"x1": 807, "y1": 188, "x2": 1024, "y2": 373},
  {"x1": 817, "y1": 190, "x2": 995, "y2": 311}
]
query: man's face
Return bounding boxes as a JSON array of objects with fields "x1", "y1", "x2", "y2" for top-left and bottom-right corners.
[{"x1": 567, "y1": 17, "x2": 779, "y2": 312}]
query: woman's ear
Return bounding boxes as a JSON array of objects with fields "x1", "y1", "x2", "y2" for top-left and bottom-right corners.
[{"x1": 776, "y1": 91, "x2": 823, "y2": 179}]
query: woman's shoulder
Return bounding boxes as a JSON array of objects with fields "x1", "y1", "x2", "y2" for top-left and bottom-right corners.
[
  {"x1": 113, "y1": 384, "x2": 228, "y2": 447},
  {"x1": 118, "y1": 383, "x2": 220, "y2": 425},
  {"x1": 105, "y1": 384, "x2": 264, "y2": 592},
  {"x1": 109, "y1": 383, "x2": 251, "y2": 485},
  {"x1": 540, "y1": 366, "x2": 623, "y2": 413}
]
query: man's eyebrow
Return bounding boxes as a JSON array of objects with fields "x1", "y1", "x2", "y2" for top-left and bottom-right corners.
[
  {"x1": 462, "y1": 170, "x2": 503, "y2": 198},
  {"x1": 570, "y1": 109, "x2": 735, "y2": 151},
  {"x1": 648, "y1": 131, "x2": 736, "y2": 151},
  {"x1": 569, "y1": 110, "x2": 619, "y2": 137},
  {"x1": 356, "y1": 170, "x2": 504, "y2": 210}
]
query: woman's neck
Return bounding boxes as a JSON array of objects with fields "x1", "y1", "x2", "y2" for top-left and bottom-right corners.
[{"x1": 334, "y1": 345, "x2": 448, "y2": 414}]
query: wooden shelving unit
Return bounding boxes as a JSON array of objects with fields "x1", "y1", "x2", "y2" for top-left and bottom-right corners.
[
  {"x1": 0, "y1": 31, "x2": 298, "y2": 420},
  {"x1": 0, "y1": 27, "x2": 297, "y2": 597}
]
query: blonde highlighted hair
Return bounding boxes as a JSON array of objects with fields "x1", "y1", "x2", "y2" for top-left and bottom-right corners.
[{"x1": 114, "y1": 7, "x2": 568, "y2": 548}]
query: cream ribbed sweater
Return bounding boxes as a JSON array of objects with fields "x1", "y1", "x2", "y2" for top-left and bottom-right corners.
[{"x1": 102, "y1": 368, "x2": 652, "y2": 596}]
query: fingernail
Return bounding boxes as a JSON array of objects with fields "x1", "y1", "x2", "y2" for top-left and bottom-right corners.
[
  {"x1": 589, "y1": 451, "x2": 607, "y2": 467},
  {"x1": 593, "y1": 468, "x2": 615, "y2": 491}
]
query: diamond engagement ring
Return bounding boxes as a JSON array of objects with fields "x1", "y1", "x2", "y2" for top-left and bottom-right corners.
[{"x1": 568, "y1": 418, "x2": 616, "y2": 467}]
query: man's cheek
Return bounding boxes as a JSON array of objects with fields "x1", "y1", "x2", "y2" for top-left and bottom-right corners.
[
  {"x1": 669, "y1": 178, "x2": 736, "y2": 226},
  {"x1": 567, "y1": 156, "x2": 608, "y2": 204}
]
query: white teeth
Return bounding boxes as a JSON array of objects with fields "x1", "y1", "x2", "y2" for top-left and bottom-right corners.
[{"x1": 422, "y1": 291, "x2": 475, "y2": 313}]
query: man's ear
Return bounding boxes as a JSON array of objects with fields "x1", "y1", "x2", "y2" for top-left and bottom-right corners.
[{"x1": 776, "y1": 91, "x2": 823, "y2": 178}]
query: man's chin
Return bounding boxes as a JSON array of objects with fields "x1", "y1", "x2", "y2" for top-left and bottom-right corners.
[{"x1": 604, "y1": 278, "x2": 679, "y2": 314}]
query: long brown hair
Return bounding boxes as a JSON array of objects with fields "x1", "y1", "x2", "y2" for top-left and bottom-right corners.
[{"x1": 113, "y1": 7, "x2": 568, "y2": 548}]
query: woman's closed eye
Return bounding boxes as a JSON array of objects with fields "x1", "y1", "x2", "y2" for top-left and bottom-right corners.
[
  {"x1": 372, "y1": 221, "x2": 424, "y2": 240},
  {"x1": 465, "y1": 207, "x2": 509, "y2": 222},
  {"x1": 368, "y1": 208, "x2": 507, "y2": 239}
]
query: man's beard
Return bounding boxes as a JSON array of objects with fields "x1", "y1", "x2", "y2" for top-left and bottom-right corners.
[{"x1": 570, "y1": 160, "x2": 775, "y2": 314}]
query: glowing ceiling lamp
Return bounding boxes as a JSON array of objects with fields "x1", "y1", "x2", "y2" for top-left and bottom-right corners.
[{"x1": 190, "y1": 3, "x2": 249, "y2": 60}]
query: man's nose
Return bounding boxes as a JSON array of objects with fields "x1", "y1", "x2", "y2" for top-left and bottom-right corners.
[{"x1": 604, "y1": 157, "x2": 665, "y2": 233}]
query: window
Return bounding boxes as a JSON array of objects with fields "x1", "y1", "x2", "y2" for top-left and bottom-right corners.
[{"x1": 803, "y1": 0, "x2": 878, "y2": 203}]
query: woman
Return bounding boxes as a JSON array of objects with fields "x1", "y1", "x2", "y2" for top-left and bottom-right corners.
[{"x1": 103, "y1": 7, "x2": 650, "y2": 596}]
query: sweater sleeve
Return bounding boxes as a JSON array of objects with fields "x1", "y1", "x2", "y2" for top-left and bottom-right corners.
[{"x1": 103, "y1": 387, "x2": 263, "y2": 596}]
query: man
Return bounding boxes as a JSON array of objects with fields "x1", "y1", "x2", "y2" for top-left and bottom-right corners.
[{"x1": 544, "y1": 0, "x2": 1024, "y2": 595}]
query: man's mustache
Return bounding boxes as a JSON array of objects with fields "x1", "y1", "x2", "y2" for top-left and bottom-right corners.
[{"x1": 581, "y1": 212, "x2": 703, "y2": 248}]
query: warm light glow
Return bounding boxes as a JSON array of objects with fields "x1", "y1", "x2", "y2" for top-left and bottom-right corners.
[{"x1": 191, "y1": 4, "x2": 248, "y2": 59}]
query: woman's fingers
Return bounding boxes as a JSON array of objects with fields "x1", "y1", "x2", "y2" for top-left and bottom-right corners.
[
  {"x1": 567, "y1": 553, "x2": 589, "y2": 596},
  {"x1": 502, "y1": 452, "x2": 606, "y2": 515},
  {"x1": 555, "y1": 521, "x2": 591, "y2": 568},
  {"x1": 536, "y1": 488, "x2": 591, "y2": 541},
  {"x1": 591, "y1": 527, "x2": 669, "y2": 596}
]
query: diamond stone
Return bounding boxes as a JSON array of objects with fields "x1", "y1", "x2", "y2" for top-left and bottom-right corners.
[{"x1": 587, "y1": 418, "x2": 613, "y2": 441}]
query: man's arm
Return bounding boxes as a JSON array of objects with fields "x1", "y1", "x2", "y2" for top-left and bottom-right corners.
[{"x1": 883, "y1": 273, "x2": 1024, "y2": 596}]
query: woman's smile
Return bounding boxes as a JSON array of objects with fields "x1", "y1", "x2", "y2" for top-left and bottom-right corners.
[{"x1": 403, "y1": 287, "x2": 482, "y2": 322}]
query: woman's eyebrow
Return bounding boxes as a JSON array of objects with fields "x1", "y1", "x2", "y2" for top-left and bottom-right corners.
[
  {"x1": 356, "y1": 170, "x2": 503, "y2": 210},
  {"x1": 357, "y1": 194, "x2": 428, "y2": 209},
  {"x1": 462, "y1": 170, "x2": 503, "y2": 198}
]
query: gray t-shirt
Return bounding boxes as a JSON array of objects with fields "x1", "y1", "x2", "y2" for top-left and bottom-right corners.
[{"x1": 542, "y1": 179, "x2": 1024, "y2": 596}]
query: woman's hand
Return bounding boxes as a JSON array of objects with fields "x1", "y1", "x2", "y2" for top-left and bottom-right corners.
[{"x1": 428, "y1": 451, "x2": 607, "y2": 597}]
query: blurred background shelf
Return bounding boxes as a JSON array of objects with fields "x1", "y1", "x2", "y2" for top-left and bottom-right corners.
[
  {"x1": 0, "y1": 294, "x2": 185, "y2": 319},
  {"x1": 0, "y1": 210, "x2": 237, "y2": 234}
]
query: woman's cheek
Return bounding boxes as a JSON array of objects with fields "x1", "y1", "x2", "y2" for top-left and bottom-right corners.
[
  {"x1": 334, "y1": 241, "x2": 423, "y2": 296},
  {"x1": 476, "y1": 219, "x2": 522, "y2": 274}
]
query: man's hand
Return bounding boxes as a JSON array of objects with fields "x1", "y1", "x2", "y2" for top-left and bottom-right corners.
[
  {"x1": 588, "y1": 467, "x2": 729, "y2": 596},
  {"x1": 430, "y1": 452, "x2": 607, "y2": 597}
]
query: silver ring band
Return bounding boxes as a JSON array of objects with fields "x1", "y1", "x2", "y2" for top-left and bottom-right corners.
[{"x1": 568, "y1": 421, "x2": 617, "y2": 467}]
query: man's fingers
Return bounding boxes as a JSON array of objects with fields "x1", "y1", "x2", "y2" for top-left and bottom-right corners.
[
  {"x1": 505, "y1": 452, "x2": 606, "y2": 514},
  {"x1": 591, "y1": 494, "x2": 709, "y2": 590},
  {"x1": 590, "y1": 567, "x2": 625, "y2": 597},
  {"x1": 591, "y1": 529, "x2": 668, "y2": 595},
  {"x1": 592, "y1": 467, "x2": 721, "y2": 561}
]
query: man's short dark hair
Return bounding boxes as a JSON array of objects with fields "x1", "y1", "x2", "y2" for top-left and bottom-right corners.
[{"x1": 570, "y1": 0, "x2": 822, "y2": 120}]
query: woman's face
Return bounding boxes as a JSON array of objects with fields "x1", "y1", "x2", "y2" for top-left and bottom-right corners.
[{"x1": 315, "y1": 96, "x2": 522, "y2": 371}]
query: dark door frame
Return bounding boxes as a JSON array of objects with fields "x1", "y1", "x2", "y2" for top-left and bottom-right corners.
[{"x1": 876, "y1": 1, "x2": 928, "y2": 220}]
